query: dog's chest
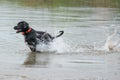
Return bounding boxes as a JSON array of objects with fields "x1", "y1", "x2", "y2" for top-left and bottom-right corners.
[{"x1": 24, "y1": 34, "x2": 36, "y2": 45}]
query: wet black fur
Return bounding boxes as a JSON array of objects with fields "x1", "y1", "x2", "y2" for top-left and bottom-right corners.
[{"x1": 14, "y1": 21, "x2": 64, "y2": 52}]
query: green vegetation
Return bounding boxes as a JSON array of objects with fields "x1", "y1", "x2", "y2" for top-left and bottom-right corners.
[{"x1": 2, "y1": 0, "x2": 120, "y2": 8}]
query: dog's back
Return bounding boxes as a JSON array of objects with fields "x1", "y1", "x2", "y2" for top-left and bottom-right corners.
[{"x1": 36, "y1": 31, "x2": 54, "y2": 43}]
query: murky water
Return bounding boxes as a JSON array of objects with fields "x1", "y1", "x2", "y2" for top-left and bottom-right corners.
[{"x1": 0, "y1": 1, "x2": 120, "y2": 80}]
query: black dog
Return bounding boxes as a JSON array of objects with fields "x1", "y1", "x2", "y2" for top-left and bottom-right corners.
[{"x1": 14, "y1": 21, "x2": 64, "y2": 52}]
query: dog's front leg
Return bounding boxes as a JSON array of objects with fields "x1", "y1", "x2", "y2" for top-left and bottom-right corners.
[
  {"x1": 29, "y1": 42, "x2": 36, "y2": 52},
  {"x1": 25, "y1": 40, "x2": 37, "y2": 52},
  {"x1": 30, "y1": 47, "x2": 36, "y2": 52},
  {"x1": 25, "y1": 36, "x2": 38, "y2": 52}
]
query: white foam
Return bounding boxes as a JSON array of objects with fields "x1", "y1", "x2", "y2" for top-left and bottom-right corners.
[
  {"x1": 104, "y1": 29, "x2": 120, "y2": 51},
  {"x1": 50, "y1": 37, "x2": 71, "y2": 53},
  {"x1": 36, "y1": 37, "x2": 71, "y2": 53},
  {"x1": 36, "y1": 43, "x2": 51, "y2": 52}
]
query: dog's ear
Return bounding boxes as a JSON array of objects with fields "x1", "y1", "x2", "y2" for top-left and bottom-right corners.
[
  {"x1": 23, "y1": 21, "x2": 29, "y2": 29},
  {"x1": 24, "y1": 25, "x2": 28, "y2": 28}
]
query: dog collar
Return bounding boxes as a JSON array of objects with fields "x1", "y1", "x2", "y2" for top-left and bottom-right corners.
[{"x1": 22, "y1": 28, "x2": 32, "y2": 35}]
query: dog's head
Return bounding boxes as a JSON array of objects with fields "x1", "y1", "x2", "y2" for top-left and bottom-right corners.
[{"x1": 14, "y1": 21, "x2": 29, "y2": 33}]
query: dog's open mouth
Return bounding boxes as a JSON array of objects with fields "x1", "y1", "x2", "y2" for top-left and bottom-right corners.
[
  {"x1": 16, "y1": 29, "x2": 22, "y2": 33},
  {"x1": 14, "y1": 26, "x2": 22, "y2": 33}
]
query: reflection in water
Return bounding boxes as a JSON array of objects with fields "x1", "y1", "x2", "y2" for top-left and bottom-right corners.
[
  {"x1": 35, "y1": 52, "x2": 50, "y2": 67},
  {"x1": 24, "y1": 52, "x2": 50, "y2": 67},
  {"x1": 24, "y1": 52, "x2": 36, "y2": 65}
]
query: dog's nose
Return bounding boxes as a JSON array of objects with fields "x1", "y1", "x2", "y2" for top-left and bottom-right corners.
[{"x1": 14, "y1": 26, "x2": 17, "y2": 30}]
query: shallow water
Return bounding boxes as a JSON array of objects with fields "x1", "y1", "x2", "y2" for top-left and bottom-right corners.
[{"x1": 0, "y1": 1, "x2": 120, "y2": 80}]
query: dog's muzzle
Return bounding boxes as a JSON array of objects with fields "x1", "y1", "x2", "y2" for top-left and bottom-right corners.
[{"x1": 14, "y1": 26, "x2": 22, "y2": 33}]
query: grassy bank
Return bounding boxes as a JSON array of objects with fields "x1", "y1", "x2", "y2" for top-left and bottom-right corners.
[{"x1": 1, "y1": 0, "x2": 120, "y2": 8}]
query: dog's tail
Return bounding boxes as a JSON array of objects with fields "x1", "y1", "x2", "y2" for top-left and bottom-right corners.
[{"x1": 53, "y1": 31, "x2": 64, "y2": 39}]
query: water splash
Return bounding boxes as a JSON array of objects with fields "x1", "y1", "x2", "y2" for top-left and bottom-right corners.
[
  {"x1": 104, "y1": 29, "x2": 120, "y2": 51},
  {"x1": 93, "y1": 42, "x2": 105, "y2": 51},
  {"x1": 50, "y1": 37, "x2": 71, "y2": 53},
  {"x1": 35, "y1": 26, "x2": 120, "y2": 53},
  {"x1": 36, "y1": 37, "x2": 71, "y2": 53},
  {"x1": 36, "y1": 43, "x2": 51, "y2": 52}
]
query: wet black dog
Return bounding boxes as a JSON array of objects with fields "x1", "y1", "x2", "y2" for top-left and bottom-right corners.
[{"x1": 14, "y1": 21, "x2": 64, "y2": 52}]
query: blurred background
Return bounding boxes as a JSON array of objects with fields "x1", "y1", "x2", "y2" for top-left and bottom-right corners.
[{"x1": 0, "y1": 0, "x2": 119, "y2": 8}]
